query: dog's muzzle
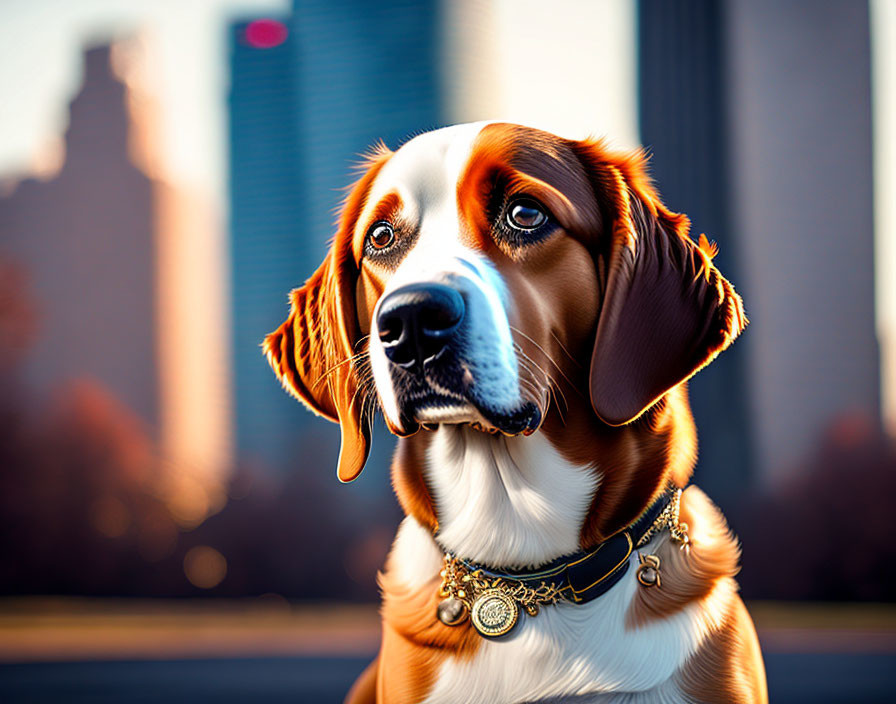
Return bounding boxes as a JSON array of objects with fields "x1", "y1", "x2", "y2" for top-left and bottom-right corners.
[
  {"x1": 373, "y1": 280, "x2": 541, "y2": 436},
  {"x1": 377, "y1": 283, "x2": 465, "y2": 373}
]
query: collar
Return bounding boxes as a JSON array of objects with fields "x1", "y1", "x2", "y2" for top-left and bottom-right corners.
[
  {"x1": 436, "y1": 485, "x2": 689, "y2": 636},
  {"x1": 451, "y1": 486, "x2": 677, "y2": 604}
]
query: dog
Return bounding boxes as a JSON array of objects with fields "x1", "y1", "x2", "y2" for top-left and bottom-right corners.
[{"x1": 264, "y1": 122, "x2": 767, "y2": 703}]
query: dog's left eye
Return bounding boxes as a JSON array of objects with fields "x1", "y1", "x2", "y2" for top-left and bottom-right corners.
[
  {"x1": 366, "y1": 221, "x2": 395, "y2": 251},
  {"x1": 506, "y1": 199, "x2": 547, "y2": 230}
]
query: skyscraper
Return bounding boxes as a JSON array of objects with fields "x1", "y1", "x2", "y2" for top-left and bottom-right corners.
[
  {"x1": 0, "y1": 45, "x2": 158, "y2": 433},
  {"x1": 638, "y1": 0, "x2": 753, "y2": 506},
  {"x1": 726, "y1": 0, "x2": 880, "y2": 485},
  {"x1": 228, "y1": 17, "x2": 308, "y2": 470},
  {"x1": 1, "y1": 43, "x2": 232, "y2": 509},
  {"x1": 228, "y1": 4, "x2": 441, "y2": 473},
  {"x1": 639, "y1": 0, "x2": 881, "y2": 496},
  {"x1": 290, "y1": 0, "x2": 441, "y2": 265}
]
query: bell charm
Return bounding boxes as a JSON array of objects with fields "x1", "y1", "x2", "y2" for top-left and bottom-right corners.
[
  {"x1": 636, "y1": 553, "x2": 661, "y2": 588},
  {"x1": 437, "y1": 597, "x2": 468, "y2": 626}
]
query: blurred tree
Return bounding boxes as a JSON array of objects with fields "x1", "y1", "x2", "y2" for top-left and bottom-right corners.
[
  {"x1": 0, "y1": 260, "x2": 37, "y2": 372},
  {"x1": 0, "y1": 260, "x2": 397, "y2": 600},
  {"x1": 1, "y1": 257, "x2": 891, "y2": 602},
  {"x1": 737, "y1": 412, "x2": 896, "y2": 602}
]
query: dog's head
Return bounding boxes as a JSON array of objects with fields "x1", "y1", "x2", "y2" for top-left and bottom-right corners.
[{"x1": 264, "y1": 123, "x2": 745, "y2": 482}]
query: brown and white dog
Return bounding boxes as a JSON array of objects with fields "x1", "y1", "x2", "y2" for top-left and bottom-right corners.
[{"x1": 264, "y1": 122, "x2": 767, "y2": 703}]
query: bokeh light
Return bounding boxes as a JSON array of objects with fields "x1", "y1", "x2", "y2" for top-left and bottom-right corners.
[
  {"x1": 244, "y1": 19, "x2": 288, "y2": 49},
  {"x1": 89, "y1": 496, "x2": 130, "y2": 538},
  {"x1": 183, "y1": 545, "x2": 227, "y2": 589}
]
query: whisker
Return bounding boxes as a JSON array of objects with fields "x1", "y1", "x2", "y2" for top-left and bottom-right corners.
[
  {"x1": 516, "y1": 374, "x2": 543, "y2": 399},
  {"x1": 515, "y1": 354, "x2": 564, "y2": 424},
  {"x1": 548, "y1": 330, "x2": 580, "y2": 367},
  {"x1": 311, "y1": 338, "x2": 372, "y2": 390},
  {"x1": 509, "y1": 325, "x2": 581, "y2": 396},
  {"x1": 516, "y1": 357, "x2": 549, "y2": 393},
  {"x1": 515, "y1": 345, "x2": 568, "y2": 421},
  {"x1": 514, "y1": 343, "x2": 564, "y2": 403},
  {"x1": 513, "y1": 344, "x2": 571, "y2": 420}
]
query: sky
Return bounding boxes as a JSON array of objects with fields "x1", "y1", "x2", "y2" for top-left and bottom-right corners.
[
  {"x1": 0, "y1": 0, "x2": 893, "y2": 434},
  {"x1": 872, "y1": 0, "x2": 896, "y2": 432},
  {"x1": 0, "y1": 0, "x2": 288, "y2": 208}
]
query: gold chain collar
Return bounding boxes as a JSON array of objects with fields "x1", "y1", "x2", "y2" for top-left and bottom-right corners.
[
  {"x1": 636, "y1": 487, "x2": 690, "y2": 548},
  {"x1": 436, "y1": 486, "x2": 690, "y2": 637}
]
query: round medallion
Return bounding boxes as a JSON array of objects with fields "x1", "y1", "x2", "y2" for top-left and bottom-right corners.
[
  {"x1": 436, "y1": 597, "x2": 468, "y2": 626},
  {"x1": 470, "y1": 589, "x2": 519, "y2": 637}
]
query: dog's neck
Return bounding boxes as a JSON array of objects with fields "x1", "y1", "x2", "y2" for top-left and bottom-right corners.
[
  {"x1": 391, "y1": 386, "x2": 698, "y2": 570},
  {"x1": 423, "y1": 425, "x2": 599, "y2": 569}
]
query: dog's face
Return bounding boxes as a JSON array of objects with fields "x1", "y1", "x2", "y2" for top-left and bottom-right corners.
[
  {"x1": 265, "y1": 123, "x2": 745, "y2": 482},
  {"x1": 360, "y1": 124, "x2": 603, "y2": 442}
]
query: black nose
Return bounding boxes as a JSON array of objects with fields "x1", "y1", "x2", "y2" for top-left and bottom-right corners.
[{"x1": 377, "y1": 283, "x2": 465, "y2": 369}]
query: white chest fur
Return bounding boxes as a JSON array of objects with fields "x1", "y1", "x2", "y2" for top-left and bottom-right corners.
[
  {"x1": 385, "y1": 427, "x2": 729, "y2": 703},
  {"x1": 422, "y1": 566, "x2": 733, "y2": 704},
  {"x1": 425, "y1": 426, "x2": 598, "y2": 569}
]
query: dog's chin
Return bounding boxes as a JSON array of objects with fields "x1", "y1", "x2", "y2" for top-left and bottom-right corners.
[{"x1": 399, "y1": 393, "x2": 543, "y2": 438}]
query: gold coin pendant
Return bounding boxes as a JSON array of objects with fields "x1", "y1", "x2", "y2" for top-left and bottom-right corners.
[{"x1": 470, "y1": 589, "x2": 519, "y2": 637}]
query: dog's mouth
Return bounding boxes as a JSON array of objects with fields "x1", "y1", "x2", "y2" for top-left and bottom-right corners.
[{"x1": 392, "y1": 373, "x2": 543, "y2": 437}]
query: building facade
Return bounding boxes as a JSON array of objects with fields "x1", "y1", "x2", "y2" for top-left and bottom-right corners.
[{"x1": 229, "y1": 3, "x2": 441, "y2": 475}]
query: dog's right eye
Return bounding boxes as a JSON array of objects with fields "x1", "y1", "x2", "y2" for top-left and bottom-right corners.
[
  {"x1": 507, "y1": 200, "x2": 547, "y2": 230},
  {"x1": 366, "y1": 221, "x2": 395, "y2": 252},
  {"x1": 494, "y1": 196, "x2": 556, "y2": 251}
]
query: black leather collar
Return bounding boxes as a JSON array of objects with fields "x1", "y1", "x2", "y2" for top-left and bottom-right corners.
[{"x1": 448, "y1": 488, "x2": 673, "y2": 605}]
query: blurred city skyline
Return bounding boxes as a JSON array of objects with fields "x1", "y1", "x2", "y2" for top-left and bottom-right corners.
[
  {"x1": 0, "y1": 0, "x2": 289, "y2": 205},
  {"x1": 0, "y1": 0, "x2": 894, "y2": 602},
  {"x1": 1, "y1": 3, "x2": 892, "y2": 476}
]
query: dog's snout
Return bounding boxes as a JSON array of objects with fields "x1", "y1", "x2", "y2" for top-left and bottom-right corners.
[{"x1": 377, "y1": 283, "x2": 465, "y2": 369}]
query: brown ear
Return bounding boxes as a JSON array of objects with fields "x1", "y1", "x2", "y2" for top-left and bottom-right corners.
[
  {"x1": 262, "y1": 254, "x2": 369, "y2": 482},
  {"x1": 262, "y1": 146, "x2": 391, "y2": 481},
  {"x1": 578, "y1": 144, "x2": 747, "y2": 426}
]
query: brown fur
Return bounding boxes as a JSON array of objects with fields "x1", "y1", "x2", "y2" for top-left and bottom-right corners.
[
  {"x1": 453, "y1": 124, "x2": 744, "y2": 547},
  {"x1": 391, "y1": 434, "x2": 439, "y2": 533},
  {"x1": 263, "y1": 147, "x2": 392, "y2": 481},
  {"x1": 375, "y1": 555, "x2": 482, "y2": 703},
  {"x1": 626, "y1": 486, "x2": 741, "y2": 629},
  {"x1": 678, "y1": 593, "x2": 768, "y2": 702},
  {"x1": 345, "y1": 657, "x2": 378, "y2": 704},
  {"x1": 640, "y1": 488, "x2": 768, "y2": 702}
]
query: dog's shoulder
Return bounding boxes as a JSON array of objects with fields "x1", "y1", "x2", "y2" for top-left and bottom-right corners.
[{"x1": 626, "y1": 485, "x2": 741, "y2": 628}]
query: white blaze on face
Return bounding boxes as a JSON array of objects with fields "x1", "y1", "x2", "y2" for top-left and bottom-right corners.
[{"x1": 361, "y1": 123, "x2": 522, "y2": 431}]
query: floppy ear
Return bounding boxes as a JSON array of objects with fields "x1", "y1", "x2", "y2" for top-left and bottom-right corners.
[
  {"x1": 262, "y1": 146, "x2": 391, "y2": 482},
  {"x1": 578, "y1": 143, "x2": 747, "y2": 426},
  {"x1": 263, "y1": 251, "x2": 369, "y2": 482}
]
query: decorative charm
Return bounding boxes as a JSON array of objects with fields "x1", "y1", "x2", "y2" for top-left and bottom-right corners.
[
  {"x1": 436, "y1": 554, "x2": 567, "y2": 637},
  {"x1": 636, "y1": 553, "x2": 661, "y2": 588},
  {"x1": 470, "y1": 588, "x2": 519, "y2": 637},
  {"x1": 437, "y1": 597, "x2": 468, "y2": 626}
]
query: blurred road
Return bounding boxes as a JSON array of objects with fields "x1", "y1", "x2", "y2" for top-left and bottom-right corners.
[
  {"x1": 1, "y1": 652, "x2": 895, "y2": 703},
  {"x1": 1, "y1": 600, "x2": 894, "y2": 702}
]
